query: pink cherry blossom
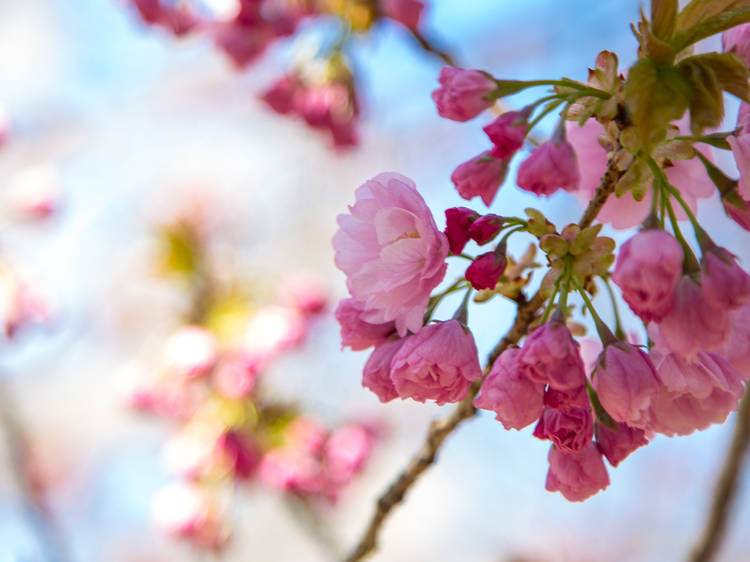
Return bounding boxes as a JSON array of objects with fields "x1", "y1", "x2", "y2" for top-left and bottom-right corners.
[
  {"x1": 517, "y1": 319, "x2": 586, "y2": 391},
  {"x1": 444, "y1": 207, "x2": 479, "y2": 255},
  {"x1": 595, "y1": 422, "x2": 649, "y2": 467},
  {"x1": 723, "y1": 23, "x2": 750, "y2": 69},
  {"x1": 336, "y1": 298, "x2": 394, "y2": 351},
  {"x1": 468, "y1": 213, "x2": 503, "y2": 245},
  {"x1": 474, "y1": 348, "x2": 544, "y2": 430},
  {"x1": 431, "y1": 66, "x2": 496, "y2": 122},
  {"x1": 701, "y1": 249, "x2": 750, "y2": 310},
  {"x1": 543, "y1": 385, "x2": 590, "y2": 411},
  {"x1": 324, "y1": 424, "x2": 373, "y2": 485},
  {"x1": 724, "y1": 193, "x2": 750, "y2": 231},
  {"x1": 242, "y1": 305, "x2": 307, "y2": 366},
  {"x1": 657, "y1": 276, "x2": 730, "y2": 358},
  {"x1": 261, "y1": 74, "x2": 304, "y2": 115},
  {"x1": 611, "y1": 229, "x2": 683, "y2": 323},
  {"x1": 333, "y1": 172, "x2": 449, "y2": 336},
  {"x1": 216, "y1": 430, "x2": 261, "y2": 479},
  {"x1": 724, "y1": 303, "x2": 750, "y2": 378},
  {"x1": 465, "y1": 251, "x2": 505, "y2": 290},
  {"x1": 483, "y1": 111, "x2": 529, "y2": 160},
  {"x1": 162, "y1": 326, "x2": 219, "y2": 380},
  {"x1": 210, "y1": 20, "x2": 276, "y2": 68},
  {"x1": 390, "y1": 320, "x2": 482, "y2": 405},
  {"x1": 451, "y1": 151, "x2": 508, "y2": 206},
  {"x1": 545, "y1": 443, "x2": 609, "y2": 502},
  {"x1": 212, "y1": 353, "x2": 259, "y2": 399},
  {"x1": 362, "y1": 338, "x2": 404, "y2": 402},
  {"x1": 516, "y1": 135, "x2": 580, "y2": 196},
  {"x1": 592, "y1": 343, "x2": 660, "y2": 428},
  {"x1": 381, "y1": 0, "x2": 424, "y2": 30},
  {"x1": 533, "y1": 408, "x2": 594, "y2": 454},
  {"x1": 152, "y1": 482, "x2": 225, "y2": 550}
]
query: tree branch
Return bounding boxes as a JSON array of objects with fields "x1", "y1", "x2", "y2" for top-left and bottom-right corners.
[
  {"x1": 689, "y1": 389, "x2": 750, "y2": 562},
  {"x1": 343, "y1": 145, "x2": 622, "y2": 562}
]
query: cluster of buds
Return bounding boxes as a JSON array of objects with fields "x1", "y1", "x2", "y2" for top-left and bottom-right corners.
[
  {"x1": 335, "y1": 2, "x2": 750, "y2": 504},
  {"x1": 127, "y1": 0, "x2": 430, "y2": 147},
  {"x1": 128, "y1": 204, "x2": 376, "y2": 550}
]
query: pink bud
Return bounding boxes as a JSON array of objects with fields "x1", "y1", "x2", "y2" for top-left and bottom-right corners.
[
  {"x1": 216, "y1": 430, "x2": 261, "y2": 480},
  {"x1": 474, "y1": 348, "x2": 544, "y2": 430},
  {"x1": 324, "y1": 424, "x2": 373, "y2": 485},
  {"x1": 595, "y1": 422, "x2": 649, "y2": 467},
  {"x1": 612, "y1": 229, "x2": 683, "y2": 322},
  {"x1": 723, "y1": 23, "x2": 750, "y2": 69},
  {"x1": 483, "y1": 111, "x2": 528, "y2": 160},
  {"x1": 335, "y1": 298, "x2": 394, "y2": 351},
  {"x1": 657, "y1": 276, "x2": 730, "y2": 358},
  {"x1": 465, "y1": 251, "x2": 505, "y2": 290},
  {"x1": 390, "y1": 320, "x2": 482, "y2": 405},
  {"x1": 724, "y1": 193, "x2": 750, "y2": 231},
  {"x1": 362, "y1": 338, "x2": 404, "y2": 402},
  {"x1": 450, "y1": 151, "x2": 508, "y2": 206},
  {"x1": 431, "y1": 66, "x2": 496, "y2": 122},
  {"x1": 162, "y1": 326, "x2": 219, "y2": 380},
  {"x1": 261, "y1": 74, "x2": 304, "y2": 115},
  {"x1": 467, "y1": 214, "x2": 503, "y2": 245},
  {"x1": 592, "y1": 343, "x2": 660, "y2": 428},
  {"x1": 701, "y1": 249, "x2": 750, "y2": 310},
  {"x1": 210, "y1": 20, "x2": 275, "y2": 68},
  {"x1": 517, "y1": 319, "x2": 586, "y2": 391},
  {"x1": 444, "y1": 207, "x2": 479, "y2": 255},
  {"x1": 543, "y1": 385, "x2": 590, "y2": 411},
  {"x1": 381, "y1": 0, "x2": 424, "y2": 30},
  {"x1": 545, "y1": 443, "x2": 609, "y2": 502},
  {"x1": 533, "y1": 408, "x2": 593, "y2": 454},
  {"x1": 516, "y1": 137, "x2": 580, "y2": 196}
]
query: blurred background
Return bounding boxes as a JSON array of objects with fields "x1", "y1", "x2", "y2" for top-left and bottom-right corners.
[{"x1": 0, "y1": 0, "x2": 749, "y2": 560}]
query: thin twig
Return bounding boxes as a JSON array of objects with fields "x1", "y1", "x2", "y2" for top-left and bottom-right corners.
[
  {"x1": 689, "y1": 389, "x2": 750, "y2": 562},
  {"x1": 343, "y1": 144, "x2": 623, "y2": 562},
  {"x1": 407, "y1": 28, "x2": 456, "y2": 67}
]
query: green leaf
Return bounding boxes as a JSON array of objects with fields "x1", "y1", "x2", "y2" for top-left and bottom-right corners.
[
  {"x1": 696, "y1": 52, "x2": 750, "y2": 101},
  {"x1": 624, "y1": 59, "x2": 692, "y2": 148},
  {"x1": 486, "y1": 80, "x2": 535, "y2": 100},
  {"x1": 675, "y1": 0, "x2": 750, "y2": 32},
  {"x1": 676, "y1": 131, "x2": 735, "y2": 150},
  {"x1": 652, "y1": 0, "x2": 678, "y2": 40},
  {"x1": 679, "y1": 57, "x2": 724, "y2": 134},
  {"x1": 696, "y1": 150, "x2": 739, "y2": 195},
  {"x1": 672, "y1": 7, "x2": 750, "y2": 51},
  {"x1": 586, "y1": 380, "x2": 618, "y2": 429}
]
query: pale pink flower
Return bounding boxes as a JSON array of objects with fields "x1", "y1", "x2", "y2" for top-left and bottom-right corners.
[
  {"x1": 657, "y1": 276, "x2": 730, "y2": 358},
  {"x1": 723, "y1": 23, "x2": 750, "y2": 68},
  {"x1": 468, "y1": 214, "x2": 503, "y2": 245},
  {"x1": 443, "y1": 206, "x2": 479, "y2": 255},
  {"x1": 336, "y1": 298, "x2": 394, "y2": 351},
  {"x1": 6, "y1": 165, "x2": 62, "y2": 221},
  {"x1": 533, "y1": 408, "x2": 594, "y2": 454},
  {"x1": 451, "y1": 152, "x2": 508, "y2": 206},
  {"x1": 701, "y1": 249, "x2": 750, "y2": 310},
  {"x1": 162, "y1": 326, "x2": 219, "y2": 380},
  {"x1": 517, "y1": 319, "x2": 586, "y2": 391},
  {"x1": 362, "y1": 338, "x2": 404, "y2": 402},
  {"x1": 545, "y1": 443, "x2": 610, "y2": 502},
  {"x1": 382, "y1": 0, "x2": 424, "y2": 29},
  {"x1": 333, "y1": 173, "x2": 449, "y2": 336},
  {"x1": 465, "y1": 251, "x2": 505, "y2": 290},
  {"x1": 258, "y1": 448, "x2": 322, "y2": 494},
  {"x1": 242, "y1": 305, "x2": 307, "y2": 365},
  {"x1": 595, "y1": 422, "x2": 649, "y2": 467},
  {"x1": 592, "y1": 343, "x2": 660, "y2": 428},
  {"x1": 162, "y1": 429, "x2": 217, "y2": 480},
  {"x1": 431, "y1": 66, "x2": 496, "y2": 122},
  {"x1": 612, "y1": 229, "x2": 683, "y2": 323},
  {"x1": 390, "y1": 320, "x2": 482, "y2": 405},
  {"x1": 152, "y1": 482, "x2": 225, "y2": 550},
  {"x1": 483, "y1": 111, "x2": 529, "y2": 160},
  {"x1": 724, "y1": 303, "x2": 750, "y2": 378},
  {"x1": 212, "y1": 353, "x2": 259, "y2": 399},
  {"x1": 474, "y1": 348, "x2": 544, "y2": 430},
  {"x1": 516, "y1": 135, "x2": 580, "y2": 196},
  {"x1": 279, "y1": 272, "x2": 327, "y2": 316},
  {"x1": 324, "y1": 424, "x2": 373, "y2": 485},
  {"x1": 724, "y1": 193, "x2": 750, "y2": 231}
]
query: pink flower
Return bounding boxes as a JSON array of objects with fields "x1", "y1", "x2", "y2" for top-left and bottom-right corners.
[
  {"x1": 468, "y1": 213, "x2": 503, "y2": 245},
  {"x1": 517, "y1": 319, "x2": 586, "y2": 391},
  {"x1": 216, "y1": 430, "x2": 261, "y2": 479},
  {"x1": 729, "y1": 136, "x2": 750, "y2": 201},
  {"x1": 592, "y1": 343, "x2": 660, "y2": 428},
  {"x1": 657, "y1": 276, "x2": 730, "y2": 358},
  {"x1": 723, "y1": 23, "x2": 750, "y2": 68},
  {"x1": 701, "y1": 249, "x2": 750, "y2": 310},
  {"x1": 724, "y1": 193, "x2": 750, "y2": 231},
  {"x1": 162, "y1": 326, "x2": 219, "y2": 380},
  {"x1": 474, "y1": 348, "x2": 544, "y2": 430},
  {"x1": 647, "y1": 350, "x2": 744, "y2": 436},
  {"x1": 362, "y1": 338, "x2": 404, "y2": 402},
  {"x1": 543, "y1": 385, "x2": 590, "y2": 411},
  {"x1": 324, "y1": 424, "x2": 373, "y2": 485},
  {"x1": 451, "y1": 151, "x2": 508, "y2": 206},
  {"x1": 261, "y1": 74, "x2": 304, "y2": 115},
  {"x1": 595, "y1": 422, "x2": 649, "y2": 467},
  {"x1": 431, "y1": 66, "x2": 496, "y2": 122},
  {"x1": 724, "y1": 303, "x2": 750, "y2": 378},
  {"x1": 444, "y1": 207, "x2": 479, "y2": 255},
  {"x1": 483, "y1": 111, "x2": 528, "y2": 160},
  {"x1": 333, "y1": 173, "x2": 449, "y2": 336},
  {"x1": 242, "y1": 305, "x2": 307, "y2": 366},
  {"x1": 465, "y1": 251, "x2": 505, "y2": 290},
  {"x1": 152, "y1": 483, "x2": 225, "y2": 550},
  {"x1": 335, "y1": 298, "x2": 394, "y2": 351},
  {"x1": 612, "y1": 229, "x2": 683, "y2": 323},
  {"x1": 381, "y1": 0, "x2": 424, "y2": 30},
  {"x1": 533, "y1": 408, "x2": 594, "y2": 454},
  {"x1": 545, "y1": 443, "x2": 609, "y2": 502},
  {"x1": 131, "y1": 0, "x2": 197, "y2": 35},
  {"x1": 212, "y1": 353, "x2": 259, "y2": 399},
  {"x1": 516, "y1": 134, "x2": 580, "y2": 196},
  {"x1": 390, "y1": 320, "x2": 482, "y2": 405}
]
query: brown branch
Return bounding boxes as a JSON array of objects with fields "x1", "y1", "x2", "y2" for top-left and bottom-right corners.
[
  {"x1": 343, "y1": 146, "x2": 622, "y2": 562},
  {"x1": 689, "y1": 389, "x2": 750, "y2": 562},
  {"x1": 407, "y1": 28, "x2": 456, "y2": 67}
]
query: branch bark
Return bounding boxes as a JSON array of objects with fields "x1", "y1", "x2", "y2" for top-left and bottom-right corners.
[
  {"x1": 689, "y1": 389, "x2": 750, "y2": 562},
  {"x1": 343, "y1": 148, "x2": 622, "y2": 562}
]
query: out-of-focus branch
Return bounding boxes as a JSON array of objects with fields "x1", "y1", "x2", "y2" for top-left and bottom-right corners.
[
  {"x1": 343, "y1": 151, "x2": 623, "y2": 562},
  {"x1": 407, "y1": 28, "x2": 456, "y2": 67},
  {"x1": 689, "y1": 390, "x2": 750, "y2": 562}
]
